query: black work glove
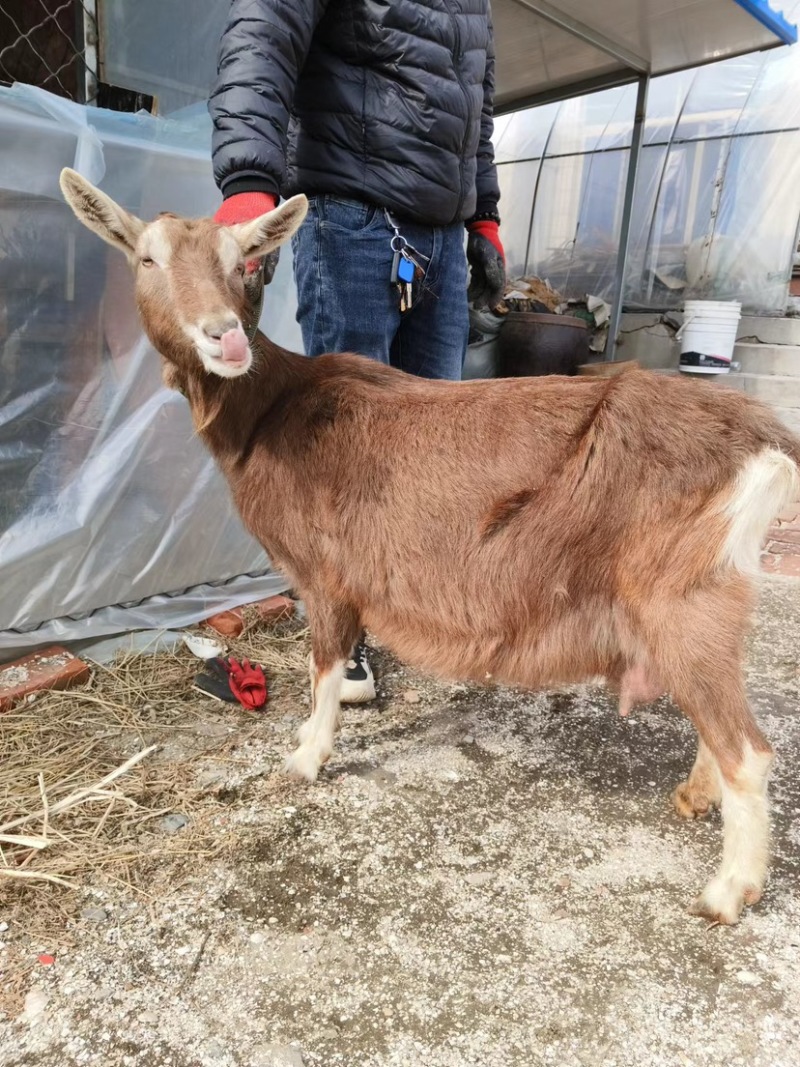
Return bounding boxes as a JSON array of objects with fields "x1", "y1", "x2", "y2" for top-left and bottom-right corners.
[
  {"x1": 260, "y1": 248, "x2": 280, "y2": 286},
  {"x1": 466, "y1": 221, "x2": 506, "y2": 310}
]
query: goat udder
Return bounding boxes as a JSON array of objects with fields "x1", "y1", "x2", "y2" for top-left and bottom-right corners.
[{"x1": 618, "y1": 663, "x2": 664, "y2": 717}]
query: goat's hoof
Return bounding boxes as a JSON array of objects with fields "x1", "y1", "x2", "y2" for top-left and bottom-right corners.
[
  {"x1": 743, "y1": 885, "x2": 763, "y2": 907},
  {"x1": 672, "y1": 781, "x2": 716, "y2": 820},
  {"x1": 689, "y1": 876, "x2": 760, "y2": 925},
  {"x1": 284, "y1": 746, "x2": 323, "y2": 782}
]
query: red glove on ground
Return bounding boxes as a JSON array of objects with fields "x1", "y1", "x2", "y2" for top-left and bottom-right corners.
[
  {"x1": 214, "y1": 192, "x2": 278, "y2": 275},
  {"x1": 225, "y1": 657, "x2": 268, "y2": 711}
]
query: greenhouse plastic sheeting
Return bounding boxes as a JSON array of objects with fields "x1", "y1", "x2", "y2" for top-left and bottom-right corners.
[
  {"x1": 0, "y1": 86, "x2": 302, "y2": 655},
  {"x1": 493, "y1": 11, "x2": 800, "y2": 313}
]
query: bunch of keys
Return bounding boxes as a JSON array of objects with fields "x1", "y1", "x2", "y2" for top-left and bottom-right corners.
[
  {"x1": 392, "y1": 246, "x2": 416, "y2": 312},
  {"x1": 385, "y1": 210, "x2": 428, "y2": 313}
]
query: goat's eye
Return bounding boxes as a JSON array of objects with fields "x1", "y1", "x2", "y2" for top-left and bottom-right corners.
[
  {"x1": 141, "y1": 256, "x2": 154, "y2": 268},
  {"x1": 236, "y1": 263, "x2": 245, "y2": 276}
]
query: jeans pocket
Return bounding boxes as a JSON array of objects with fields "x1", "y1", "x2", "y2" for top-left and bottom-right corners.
[{"x1": 317, "y1": 196, "x2": 383, "y2": 234}]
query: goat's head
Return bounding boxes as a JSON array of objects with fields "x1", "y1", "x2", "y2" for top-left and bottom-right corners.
[{"x1": 59, "y1": 168, "x2": 307, "y2": 380}]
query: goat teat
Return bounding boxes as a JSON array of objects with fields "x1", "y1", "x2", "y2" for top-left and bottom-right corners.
[{"x1": 58, "y1": 167, "x2": 308, "y2": 380}]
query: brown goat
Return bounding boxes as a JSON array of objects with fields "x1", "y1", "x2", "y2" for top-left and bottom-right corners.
[{"x1": 60, "y1": 168, "x2": 800, "y2": 926}]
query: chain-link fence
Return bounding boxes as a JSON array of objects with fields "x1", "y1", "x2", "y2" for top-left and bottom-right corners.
[{"x1": 0, "y1": 0, "x2": 97, "y2": 104}]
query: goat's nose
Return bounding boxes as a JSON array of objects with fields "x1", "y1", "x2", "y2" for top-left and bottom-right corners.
[{"x1": 200, "y1": 315, "x2": 240, "y2": 341}]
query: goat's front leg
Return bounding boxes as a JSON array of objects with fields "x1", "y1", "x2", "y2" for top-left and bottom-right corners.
[{"x1": 285, "y1": 598, "x2": 361, "y2": 782}]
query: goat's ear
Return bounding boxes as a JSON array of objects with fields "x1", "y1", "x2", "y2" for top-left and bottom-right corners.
[
  {"x1": 228, "y1": 195, "x2": 309, "y2": 260},
  {"x1": 59, "y1": 167, "x2": 145, "y2": 256}
]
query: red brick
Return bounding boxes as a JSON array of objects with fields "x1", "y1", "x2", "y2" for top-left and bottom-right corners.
[
  {"x1": 768, "y1": 539, "x2": 800, "y2": 556},
  {"x1": 773, "y1": 529, "x2": 800, "y2": 546},
  {"x1": 253, "y1": 595, "x2": 295, "y2": 623},
  {"x1": 762, "y1": 553, "x2": 800, "y2": 577},
  {"x1": 0, "y1": 646, "x2": 91, "y2": 712},
  {"x1": 775, "y1": 503, "x2": 800, "y2": 524},
  {"x1": 202, "y1": 608, "x2": 244, "y2": 638}
]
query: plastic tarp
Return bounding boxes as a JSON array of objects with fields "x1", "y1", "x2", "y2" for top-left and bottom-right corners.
[
  {"x1": 0, "y1": 86, "x2": 303, "y2": 657},
  {"x1": 493, "y1": 4, "x2": 800, "y2": 313}
]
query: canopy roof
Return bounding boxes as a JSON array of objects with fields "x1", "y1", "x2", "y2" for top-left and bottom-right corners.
[{"x1": 493, "y1": 0, "x2": 797, "y2": 112}]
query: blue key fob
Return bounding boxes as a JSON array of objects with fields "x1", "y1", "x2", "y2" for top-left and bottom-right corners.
[{"x1": 397, "y1": 255, "x2": 415, "y2": 284}]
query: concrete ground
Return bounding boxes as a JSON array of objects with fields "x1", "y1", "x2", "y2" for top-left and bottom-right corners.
[{"x1": 2, "y1": 579, "x2": 799, "y2": 1067}]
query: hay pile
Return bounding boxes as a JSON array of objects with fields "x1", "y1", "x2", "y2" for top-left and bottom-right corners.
[
  {"x1": 504, "y1": 276, "x2": 564, "y2": 312},
  {"x1": 0, "y1": 614, "x2": 310, "y2": 1011}
]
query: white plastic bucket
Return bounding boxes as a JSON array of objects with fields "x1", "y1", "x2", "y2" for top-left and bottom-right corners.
[{"x1": 678, "y1": 300, "x2": 741, "y2": 374}]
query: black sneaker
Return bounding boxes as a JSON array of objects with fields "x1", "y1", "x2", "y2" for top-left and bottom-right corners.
[{"x1": 340, "y1": 641, "x2": 376, "y2": 703}]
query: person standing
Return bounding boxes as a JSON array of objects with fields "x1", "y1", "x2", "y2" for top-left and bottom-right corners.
[{"x1": 210, "y1": 0, "x2": 506, "y2": 701}]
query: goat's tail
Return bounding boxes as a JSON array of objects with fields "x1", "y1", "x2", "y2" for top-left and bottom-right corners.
[{"x1": 718, "y1": 447, "x2": 800, "y2": 576}]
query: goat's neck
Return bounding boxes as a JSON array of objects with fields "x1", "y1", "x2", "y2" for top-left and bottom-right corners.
[{"x1": 181, "y1": 335, "x2": 305, "y2": 465}]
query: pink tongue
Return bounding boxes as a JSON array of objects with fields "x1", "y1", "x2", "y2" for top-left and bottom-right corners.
[{"x1": 220, "y1": 327, "x2": 249, "y2": 363}]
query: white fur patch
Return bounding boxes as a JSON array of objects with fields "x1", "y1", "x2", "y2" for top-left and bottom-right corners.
[
  {"x1": 694, "y1": 742, "x2": 772, "y2": 923},
  {"x1": 217, "y1": 228, "x2": 243, "y2": 275},
  {"x1": 285, "y1": 661, "x2": 345, "y2": 781},
  {"x1": 141, "y1": 219, "x2": 174, "y2": 268},
  {"x1": 720, "y1": 448, "x2": 800, "y2": 575}
]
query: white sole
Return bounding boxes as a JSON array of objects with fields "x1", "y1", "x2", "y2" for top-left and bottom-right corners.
[{"x1": 339, "y1": 677, "x2": 376, "y2": 704}]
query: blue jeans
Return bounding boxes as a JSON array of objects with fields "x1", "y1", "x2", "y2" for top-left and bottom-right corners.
[{"x1": 291, "y1": 196, "x2": 468, "y2": 380}]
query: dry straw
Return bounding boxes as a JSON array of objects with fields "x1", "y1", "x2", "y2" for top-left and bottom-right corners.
[{"x1": 0, "y1": 613, "x2": 308, "y2": 939}]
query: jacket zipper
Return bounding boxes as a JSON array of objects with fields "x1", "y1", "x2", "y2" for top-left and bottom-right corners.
[{"x1": 443, "y1": 0, "x2": 472, "y2": 220}]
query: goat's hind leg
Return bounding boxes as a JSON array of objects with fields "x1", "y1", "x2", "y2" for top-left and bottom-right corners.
[
  {"x1": 673, "y1": 738, "x2": 722, "y2": 820},
  {"x1": 648, "y1": 576, "x2": 772, "y2": 917},
  {"x1": 285, "y1": 599, "x2": 361, "y2": 782},
  {"x1": 669, "y1": 671, "x2": 772, "y2": 923},
  {"x1": 648, "y1": 580, "x2": 773, "y2": 923}
]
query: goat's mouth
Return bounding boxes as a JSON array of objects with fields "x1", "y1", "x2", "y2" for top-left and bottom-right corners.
[{"x1": 188, "y1": 324, "x2": 253, "y2": 378}]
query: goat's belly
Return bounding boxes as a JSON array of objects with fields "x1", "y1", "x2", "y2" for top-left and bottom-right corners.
[{"x1": 364, "y1": 606, "x2": 619, "y2": 692}]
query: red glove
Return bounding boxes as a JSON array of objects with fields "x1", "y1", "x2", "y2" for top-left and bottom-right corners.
[
  {"x1": 214, "y1": 192, "x2": 278, "y2": 275},
  {"x1": 225, "y1": 657, "x2": 268, "y2": 711},
  {"x1": 213, "y1": 191, "x2": 277, "y2": 226},
  {"x1": 466, "y1": 220, "x2": 505, "y2": 260}
]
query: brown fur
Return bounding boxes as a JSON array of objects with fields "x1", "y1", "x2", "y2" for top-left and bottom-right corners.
[
  {"x1": 188, "y1": 340, "x2": 795, "y2": 764},
  {"x1": 60, "y1": 174, "x2": 800, "y2": 922}
]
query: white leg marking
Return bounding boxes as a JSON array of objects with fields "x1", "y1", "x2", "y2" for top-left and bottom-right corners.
[
  {"x1": 285, "y1": 660, "x2": 345, "y2": 782},
  {"x1": 692, "y1": 743, "x2": 773, "y2": 924}
]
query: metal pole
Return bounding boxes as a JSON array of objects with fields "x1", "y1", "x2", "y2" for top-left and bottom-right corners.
[
  {"x1": 82, "y1": 0, "x2": 98, "y2": 105},
  {"x1": 605, "y1": 73, "x2": 649, "y2": 361}
]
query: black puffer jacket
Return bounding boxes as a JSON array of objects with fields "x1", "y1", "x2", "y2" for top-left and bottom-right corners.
[{"x1": 209, "y1": 0, "x2": 500, "y2": 226}]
